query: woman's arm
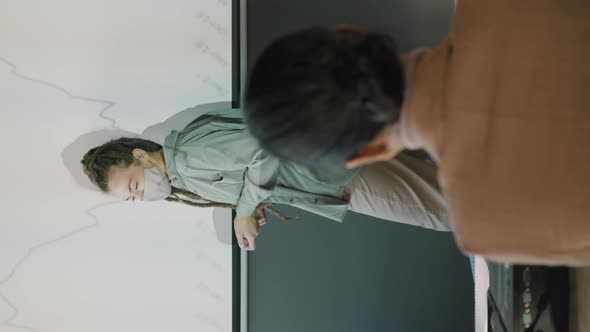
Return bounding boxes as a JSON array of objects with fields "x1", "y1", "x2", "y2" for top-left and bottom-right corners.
[
  {"x1": 234, "y1": 145, "x2": 280, "y2": 216},
  {"x1": 176, "y1": 109, "x2": 281, "y2": 215}
]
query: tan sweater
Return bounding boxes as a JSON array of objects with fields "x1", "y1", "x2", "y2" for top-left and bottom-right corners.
[{"x1": 400, "y1": 0, "x2": 590, "y2": 266}]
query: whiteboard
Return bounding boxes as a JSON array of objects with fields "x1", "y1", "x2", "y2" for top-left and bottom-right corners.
[{"x1": 0, "y1": 0, "x2": 234, "y2": 331}]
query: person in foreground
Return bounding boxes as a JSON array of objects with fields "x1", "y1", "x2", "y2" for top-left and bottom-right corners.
[
  {"x1": 81, "y1": 108, "x2": 449, "y2": 251},
  {"x1": 243, "y1": 1, "x2": 590, "y2": 266}
]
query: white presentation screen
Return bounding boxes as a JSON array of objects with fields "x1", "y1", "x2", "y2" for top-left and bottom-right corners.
[{"x1": 0, "y1": 1, "x2": 234, "y2": 331}]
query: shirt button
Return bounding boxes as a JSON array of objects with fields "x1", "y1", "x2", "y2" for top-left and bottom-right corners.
[
  {"x1": 289, "y1": 198, "x2": 294, "y2": 203},
  {"x1": 313, "y1": 198, "x2": 318, "y2": 204}
]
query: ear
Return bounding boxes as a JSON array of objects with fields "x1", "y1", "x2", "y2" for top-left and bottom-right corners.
[
  {"x1": 335, "y1": 24, "x2": 367, "y2": 42},
  {"x1": 132, "y1": 148, "x2": 150, "y2": 165},
  {"x1": 345, "y1": 124, "x2": 404, "y2": 169},
  {"x1": 346, "y1": 144, "x2": 400, "y2": 169}
]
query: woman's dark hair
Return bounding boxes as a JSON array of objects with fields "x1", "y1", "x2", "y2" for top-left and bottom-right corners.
[
  {"x1": 166, "y1": 187, "x2": 299, "y2": 221},
  {"x1": 244, "y1": 27, "x2": 405, "y2": 165},
  {"x1": 81, "y1": 137, "x2": 162, "y2": 192}
]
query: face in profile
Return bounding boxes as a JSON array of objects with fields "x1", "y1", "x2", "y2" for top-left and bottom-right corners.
[
  {"x1": 106, "y1": 161, "x2": 147, "y2": 201},
  {"x1": 82, "y1": 138, "x2": 170, "y2": 201},
  {"x1": 103, "y1": 148, "x2": 169, "y2": 202}
]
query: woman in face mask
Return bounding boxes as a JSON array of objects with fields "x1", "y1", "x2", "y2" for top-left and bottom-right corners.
[
  {"x1": 81, "y1": 108, "x2": 358, "y2": 251},
  {"x1": 82, "y1": 108, "x2": 448, "y2": 251}
]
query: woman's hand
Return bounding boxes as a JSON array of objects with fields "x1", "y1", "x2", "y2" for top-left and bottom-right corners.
[
  {"x1": 234, "y1": 214, "x2": 260, "y2": 251},
  {"x1": 254, "y1": 203, "x2": 270, "y2": 226}
]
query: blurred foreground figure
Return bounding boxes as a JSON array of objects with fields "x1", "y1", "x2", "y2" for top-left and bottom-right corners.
[{"x1": 244, "y1": 0, "x2": 590, "y2": 266}]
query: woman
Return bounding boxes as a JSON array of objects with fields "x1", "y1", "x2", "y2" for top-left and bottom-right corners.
[{"x1": 82, "y1": 108, "x2": 448, "y2": 251}]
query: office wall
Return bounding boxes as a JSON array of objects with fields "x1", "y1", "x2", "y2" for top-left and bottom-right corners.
[{"x1": 245, "y1": 1, "x2": 474, "y2": 332}]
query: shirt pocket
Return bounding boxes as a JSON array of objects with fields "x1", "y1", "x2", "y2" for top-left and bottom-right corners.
[{"x1": 213, "y1": 170, "x2": 244, "y2": 185}]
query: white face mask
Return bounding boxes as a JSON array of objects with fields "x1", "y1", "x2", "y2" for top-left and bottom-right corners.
[{"x1": 142, "y1": 166, "x2": 172, "y2": 201}]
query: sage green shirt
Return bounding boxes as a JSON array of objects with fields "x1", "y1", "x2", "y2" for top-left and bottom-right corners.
[{"x1": 162, "y1": 108, "x2": 359, "y2": 221}]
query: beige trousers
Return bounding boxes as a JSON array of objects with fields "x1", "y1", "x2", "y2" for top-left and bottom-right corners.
[
  {"x1": 345, "y1": 152, "x2": 451, "y2": 232},
  {"x1": 572, "y1": 268, "x2": 590, "y2": 331}
]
